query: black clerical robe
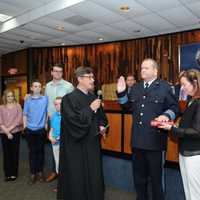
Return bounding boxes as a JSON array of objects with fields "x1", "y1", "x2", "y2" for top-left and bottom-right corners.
[{"x1": 57, "y1": 88, "x2": 108, "y2": 200}]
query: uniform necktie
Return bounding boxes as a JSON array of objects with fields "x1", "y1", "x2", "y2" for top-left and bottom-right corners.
[{"x1": 144, "y1": 82, "x2": 149, "y2": 90}]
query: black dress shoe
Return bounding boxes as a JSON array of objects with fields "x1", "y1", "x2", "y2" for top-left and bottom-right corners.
[
  {"x1": 4, "y1": 177, "x2": 12, "y2": 182},
  {"x1": 10, "y1": 176, "x2": 17, "y2": 181}
]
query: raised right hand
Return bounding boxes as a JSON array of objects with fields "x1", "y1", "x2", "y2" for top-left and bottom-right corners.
[{"x1": 117, "y1": 76, "x2": 126, "y2": 93}]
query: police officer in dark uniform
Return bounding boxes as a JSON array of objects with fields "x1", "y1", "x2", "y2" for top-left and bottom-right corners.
[{"x1": 117, "y1": 58, "x2": 179, "y2": 200}]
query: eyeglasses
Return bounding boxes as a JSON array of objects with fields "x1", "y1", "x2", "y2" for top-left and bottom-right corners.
[
  {"x1": 53, "y1": 70, "x2": 63, "y2": 73},
  {"x1": 81, "y1": 75, "x2": 95, "y2": 80}
]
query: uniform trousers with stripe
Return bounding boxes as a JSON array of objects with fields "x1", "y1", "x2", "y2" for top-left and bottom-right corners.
[{"x1": 132, "y1": 148, "x2": 165, "y2": 200}]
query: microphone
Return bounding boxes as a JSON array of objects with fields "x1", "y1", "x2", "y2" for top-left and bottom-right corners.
[
  {"x1": 94, "y1": 90, "x2": 103, "y2": 113},
  {"x1": 97, "y1": 90, "x2": 103, "y2": 100}
]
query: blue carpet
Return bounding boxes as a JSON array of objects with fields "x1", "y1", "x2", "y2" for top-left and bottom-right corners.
[
  {"x1": 103, "y1": 155, "x2": 185, "y2": 200},
  {"x1": 0, "y1": 137, "x2": 185, "y2": 200}
]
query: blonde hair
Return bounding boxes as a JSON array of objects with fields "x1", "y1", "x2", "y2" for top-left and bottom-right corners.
[
  {"x1": 1, "y1": 89, "x2": 17, "y2": 105},
  {"x1": 54, "y1": 96, "x2": 62, "y2": 102}
]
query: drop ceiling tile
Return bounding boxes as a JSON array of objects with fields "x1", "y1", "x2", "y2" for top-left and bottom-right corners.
[
  {"x1": 92, "y1": 24, "x2": 131, "y2": 38},
  {"x1": 68, "y1": 1, "x2": 125, "y2": 24},
  {"x1": 0, "y1": 37, "x2": 20, "y2": 45},
  {"x1": 34, "y1": 17, "x2": 82, "y2": 33},
  {"x1": 30, "y1": 42, "x2": 57, "y2": 47},
  {"x1": 1, "y1": 32, "x2": 37, "y2": 42},
  {"x1": 2, "y1": 0, "x2": 45, "y2": 9},
  {"x1": 9, "y1": 28, "x2": 52, "y2": 40},
  {"x1": 46, "y1": 34, "x2": 88, "y2": 46},
  {"x1": 0, "y1": 0, "x2": 54, "y2": 17},
  {"x1": 90, "y1": 0, "x2": 151, "y2": 18},
  {"x1": 176, "y1": 23, "x2": 200, "y2": 33},
  {"x1": 1, "y1": 0, "x2": 200, "y2": 55},
  {"x1": 136, "y1": 0, "x2": 181, "y2": 12},
  {"x1": 132, "y1": 13, "x2": 176, "y2": 32},
  {"x1": 61, "y1": 34, "x2": 87, "y2": 42},
  {"x1": 0, "y1": 43, "x2": 16, "y2": 49},
  {"x1": 73, "y1": 21, "x2": 105, "y2": 31},
  {"x1": 75, "y1": 30, "x2": 103, "y2": 40},
  {"x1": 0, "y1": 2, "x2": 24, "y2": 16},
  {"x1": 0, "y1": 47, "x2": 11, "y2": 52},
  {"x1": 47, "y1": 8, "x2": 75, "y2": 21},
  {"x1": 23, "y1": 23, "x2": 67, "y2": 37},
  {"x1": 111, "y1": 19, "x2": 154, "y2": 35},
  {"x1": 185, "y1": 1, "x2": 200, "y2": 18},
  {"x1": 158, "y1": 6, "x2": 199, "y2": 26},
  {"x1": 179, "y1": 0, "x2": 200, "y2": 4}
]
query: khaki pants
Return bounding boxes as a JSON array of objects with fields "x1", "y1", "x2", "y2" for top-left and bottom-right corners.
[{"x1": 52, "y1": 144, "x2": 60, "y2": 173}]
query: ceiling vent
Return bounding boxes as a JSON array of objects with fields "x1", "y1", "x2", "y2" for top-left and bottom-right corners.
[{"x1": 64, "y1": 15, "x2": 93, "y2": 26}]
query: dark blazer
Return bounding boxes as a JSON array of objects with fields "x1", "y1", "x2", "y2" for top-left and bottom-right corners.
[
  {"x1": 172, "y1": 98, "x2": 200, "y2": 156},
  {"x1": 118, "y1": 79, "x2": 179, "y2": 151}
]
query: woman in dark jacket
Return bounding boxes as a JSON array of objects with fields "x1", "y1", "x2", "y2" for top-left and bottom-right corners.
[{"x1": 160, "y1": 69, "x2": 200, "y2": 200}]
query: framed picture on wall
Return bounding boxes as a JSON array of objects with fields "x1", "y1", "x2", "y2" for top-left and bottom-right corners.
[{"x1": 179, "y1": 42, "x2": 200, "y2": 71}]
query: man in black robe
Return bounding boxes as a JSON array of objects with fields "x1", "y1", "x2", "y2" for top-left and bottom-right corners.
[{"x1": 57, "y1": 66, "x2": 108, "y2": 200}]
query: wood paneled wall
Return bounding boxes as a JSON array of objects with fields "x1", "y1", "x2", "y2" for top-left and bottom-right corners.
[
  {"x1": 1, "y1": 29, "x2": 200, "y2": 85},
  {"x1": 30, "y1": 29, "x2": 200, "y2": 85}
]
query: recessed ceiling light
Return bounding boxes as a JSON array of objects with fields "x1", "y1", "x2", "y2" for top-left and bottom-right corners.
[
  {"x1": 56, "y1": 25, "x2": 64, "y2": 31},
  {"x1": 134, "y1": 30, "x2": 141, "y2": 33},
  {"x1": 0, "y1": 13, "x2": 12, "y2": 22},
  {"x1": 98, "y1": 37, "x2": 104, "y2": 41},
  {"x1": 120, "y1": 5, "x2": 130, "y2": 12}
]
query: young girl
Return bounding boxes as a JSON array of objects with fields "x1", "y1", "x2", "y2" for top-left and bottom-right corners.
[{"x1": 0, "y1": 89, "x2": 23, "y2": 181}]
